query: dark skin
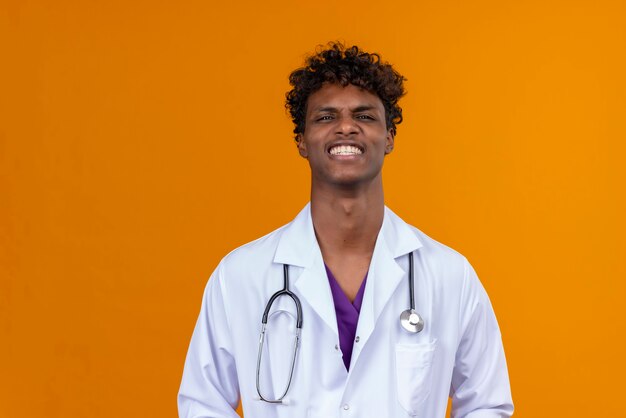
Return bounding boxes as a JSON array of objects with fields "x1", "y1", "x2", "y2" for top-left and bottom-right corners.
[{"x1": 297, "y1": 83, "x2": 394, "y2": 301}]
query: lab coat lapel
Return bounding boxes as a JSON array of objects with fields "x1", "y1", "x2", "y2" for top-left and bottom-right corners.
[
  {"x1": 350, "y1": 207, "x2": 423, "y2": 367},
  {"x1": 352, "y1": 234, "x2": 403, "y2": 352},
  {"x1": 274, "y1": 204, "x2": 339, "y2": 336},
  {"x1": 292, "y1": 257, "x2": 338, "y2": 335}
]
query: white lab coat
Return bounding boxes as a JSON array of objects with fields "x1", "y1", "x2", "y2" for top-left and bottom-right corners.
[{"x1": 178, "y1": 204, "x2": 513, "y2": 417}]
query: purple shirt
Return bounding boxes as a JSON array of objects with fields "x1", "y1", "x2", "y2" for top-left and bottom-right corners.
[{"x1": 325, "y1": 265, "x2": 367, "y2": 371}]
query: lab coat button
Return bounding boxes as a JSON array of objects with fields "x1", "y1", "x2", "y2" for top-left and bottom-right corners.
[
  {"x1": 335, "y1": 344, "x2": 339, "y2": 351},
  {"x1": 342, "y1": 404, "x2": 350, "y2": 410},
  {"x1": 355, "y1": 336, "x2": 360, "y2": 343}
]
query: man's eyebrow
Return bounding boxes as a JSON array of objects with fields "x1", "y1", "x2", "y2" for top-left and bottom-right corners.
[
  {"x1": 311, "y1": 105, "x2": 379, "y2": 113},
  {"x1": 313, "y1": 106, "x2": 339, "y2": 113},
  {"x1": 351, "y1": 105, "x2": 378, "y2": 112}
]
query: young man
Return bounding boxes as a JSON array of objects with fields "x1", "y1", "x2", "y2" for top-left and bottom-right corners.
[{"x1": 178, "y1": 43, "x2": 513, "y2": 417}]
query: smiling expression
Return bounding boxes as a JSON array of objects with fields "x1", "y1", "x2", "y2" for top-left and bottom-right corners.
[{"x1": 297, "y1": 83, "x2": 394, "y2": 188}]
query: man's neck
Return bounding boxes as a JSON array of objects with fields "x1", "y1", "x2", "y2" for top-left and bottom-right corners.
[
  {"x1": 311, "y1": 198, "x2": 383, "y2": 256},
  {"x1": 310, "y1": 180, "x2": 384, "y2": 257},
  {"x1": 309, "y1": 179, "x2": 384, "y2": 301}
]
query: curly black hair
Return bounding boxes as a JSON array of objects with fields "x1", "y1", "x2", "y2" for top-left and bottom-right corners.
[{"x1": 286, "y1": 42, "x2": 407, "y2": 141}]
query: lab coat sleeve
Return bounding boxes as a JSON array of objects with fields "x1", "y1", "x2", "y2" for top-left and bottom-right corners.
[
  {"x1": 178, "y1": 263, "x2": 241, "y2": 418},
  {"x1": 449, "y1": 259, "x2": 514, "y2": 418}
]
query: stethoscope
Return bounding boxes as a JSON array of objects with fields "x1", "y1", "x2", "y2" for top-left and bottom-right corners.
[{"x1": 255, "y1": 252, "x2": 424, "y2": 404}]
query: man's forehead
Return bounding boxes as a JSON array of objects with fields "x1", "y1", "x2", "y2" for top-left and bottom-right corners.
[{"x1": 307, "y1": 84, "x2": 384, "y2": 111}]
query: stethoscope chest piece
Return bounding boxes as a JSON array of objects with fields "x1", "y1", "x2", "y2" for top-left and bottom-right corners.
[{"x1": 400, "y1": 308, "x2": 424, "y2": 333}]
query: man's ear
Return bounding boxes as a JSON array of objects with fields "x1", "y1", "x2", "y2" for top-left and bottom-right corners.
[
  {"x1": 384, "y1": 129, "x2": 395, "y2": 155},
  {"x1": 296, "y1": 134, "x2": 308, "y2": 158}
]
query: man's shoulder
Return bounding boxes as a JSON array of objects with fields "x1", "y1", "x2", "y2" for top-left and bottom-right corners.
[
  {"x1": 396, "y1": 219, "x2": 472, "y2": 291},
  {"x1": 387, "y1": 207, "x2": 468, "y2": 265},
  {"x1": 412, "y1": 225, "x2": 466, "y2": 262},
  {"x1": 220, "y1": 221, "x2": 289, "y2": 266}
]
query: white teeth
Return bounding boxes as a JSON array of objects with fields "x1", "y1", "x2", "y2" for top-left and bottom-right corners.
[{"x1": 329, "y1": 145, "x2": 363, "y2": 155}]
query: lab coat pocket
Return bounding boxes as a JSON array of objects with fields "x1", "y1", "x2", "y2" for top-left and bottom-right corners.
[{"x1": 395, "y1": 340, "x2": 437, "y2": 416}]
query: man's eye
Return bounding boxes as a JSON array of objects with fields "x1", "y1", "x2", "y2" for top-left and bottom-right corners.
[
  {"x1": 317, "y1": 115, "x2": 334, "y2": 121},
  {"x1": 356, "y1": 114, "x2": 375, "y2": 120}
]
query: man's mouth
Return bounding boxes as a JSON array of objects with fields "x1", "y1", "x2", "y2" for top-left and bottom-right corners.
[{"x1": 329, "y1": 145, "x2": 363, "y2": 156}]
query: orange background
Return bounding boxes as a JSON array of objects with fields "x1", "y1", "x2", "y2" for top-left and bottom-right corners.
[{"x1": 1, "y1": 1, "x2": 625, "y2": 417}]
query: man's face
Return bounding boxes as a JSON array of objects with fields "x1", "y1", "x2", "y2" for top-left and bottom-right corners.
[{"x1": 297, "y1": 83, "x2": 394, "y2": 188}]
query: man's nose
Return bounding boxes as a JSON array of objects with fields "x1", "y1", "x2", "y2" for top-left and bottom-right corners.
[{"x1": 335, "y1": 116, "x2": 358, "y2": 135}]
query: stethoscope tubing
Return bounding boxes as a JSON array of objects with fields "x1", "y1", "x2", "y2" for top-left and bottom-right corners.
[
  {"x1": 261, "y1": 264, "x2": 303, "y2": 329},
  {"x1": 408, "y1": 250, "x2": 416, "y2": 311},
  {"x1": 256, "y1": 264, "x2": 302, "y2": 404}
]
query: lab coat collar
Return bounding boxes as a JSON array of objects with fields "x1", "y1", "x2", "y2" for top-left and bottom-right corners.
[
  {"x1": 273, "y1": 203, "x2": 318, "y2": 268},
  {"x1": 273, "y1": 203, "x2": 423, "y2": 266},
  {"x1": 274, "y1": 203, "x2": 336, "y2": 333},
  {"x1": 273, "y1": 203, "x2": 424, "y2": 339},
  {"x1": 379, "y1": 205, "x2": 424, "y2": 259}
]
